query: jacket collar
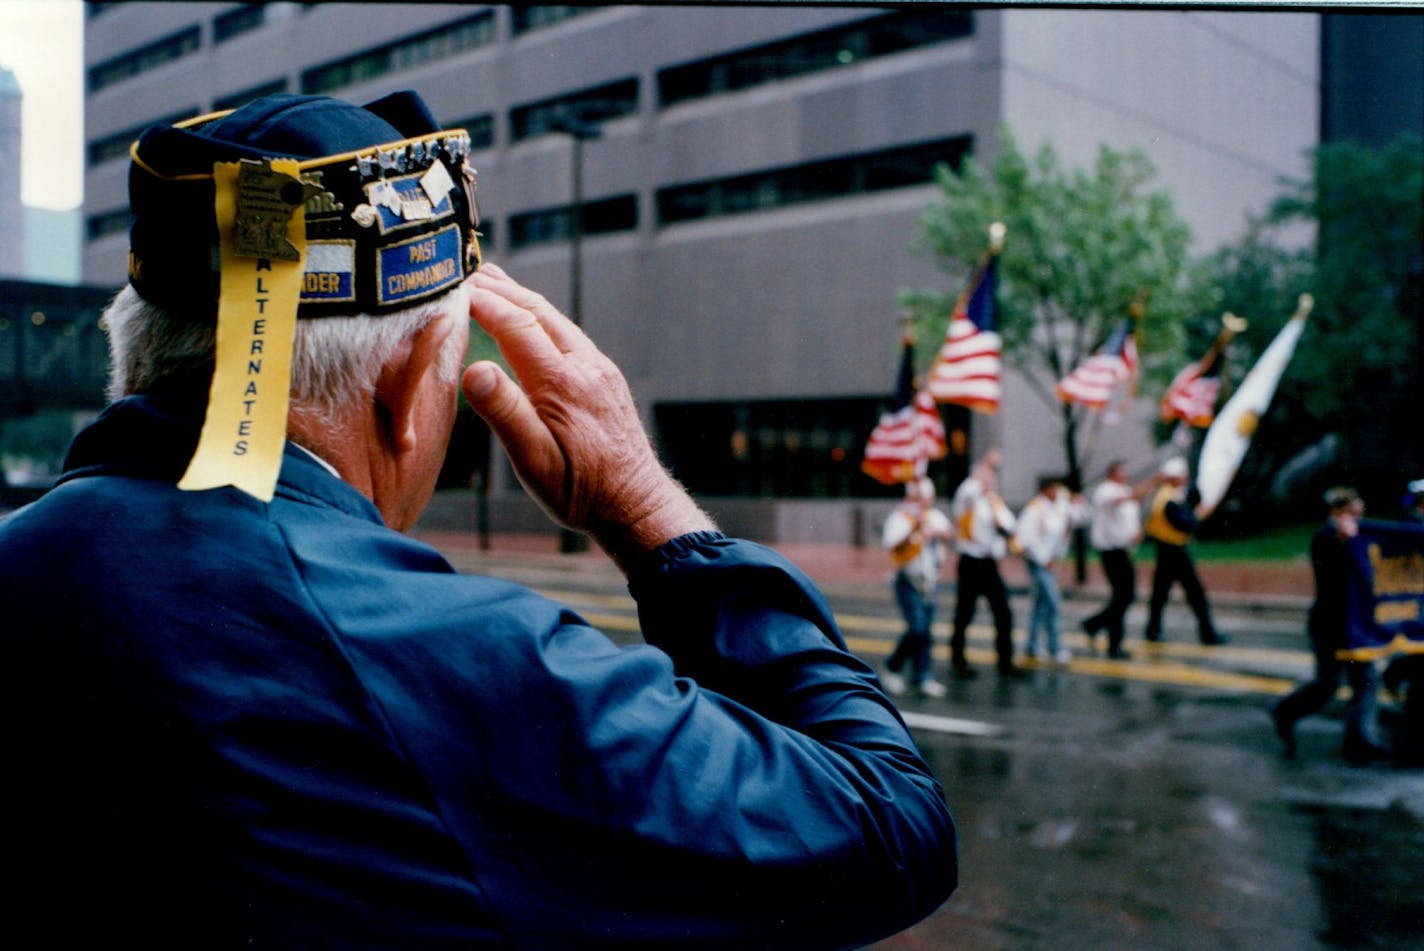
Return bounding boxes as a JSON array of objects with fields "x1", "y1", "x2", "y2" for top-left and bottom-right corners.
[{"x1": 58, "y1": 393, "x2": 384, "y2": 524}]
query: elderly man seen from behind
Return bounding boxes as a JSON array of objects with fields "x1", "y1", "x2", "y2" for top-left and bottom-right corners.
[{"x1": 0, "y1": 91, "x2": 955, "y2": 947}]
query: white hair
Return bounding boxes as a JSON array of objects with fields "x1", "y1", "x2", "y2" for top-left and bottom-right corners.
[{"x1": 103, "y1": 284, "x2": 467, "y2": 424}]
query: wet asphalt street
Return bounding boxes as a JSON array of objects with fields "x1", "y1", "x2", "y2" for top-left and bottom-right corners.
[{"x1": 428, "y1": 539, "x2": 1424, "y2": 951}]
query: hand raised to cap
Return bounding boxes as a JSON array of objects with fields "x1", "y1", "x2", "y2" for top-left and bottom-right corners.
[{"x1": 461, "y1": 264, "x2": 715, "y2": 570}]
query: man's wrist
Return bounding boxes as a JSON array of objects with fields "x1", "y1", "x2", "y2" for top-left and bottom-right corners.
[{"x1": 591, "y1": 486, "x2": 717, "y2": 572}]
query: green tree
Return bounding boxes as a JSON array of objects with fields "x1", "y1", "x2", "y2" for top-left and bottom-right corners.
[
  {"x1": 1210, "y1": 133, "x2": 1423, "y2": 511},
  {"x1": 901, "y1": 130, "x2": 1212, "y2": 491}
]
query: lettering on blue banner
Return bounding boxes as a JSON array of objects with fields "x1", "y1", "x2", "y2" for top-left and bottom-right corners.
[
  {"x1": 1346, "y1": 519, "x2": 1424, "y2": 653},
  {"x1": 377, "y1": 224, "x2": 462, "y2": 307}
]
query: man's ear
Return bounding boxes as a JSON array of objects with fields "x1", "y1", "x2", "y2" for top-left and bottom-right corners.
[{"x1": 374, "y1": 313, "x2": 456, "y2": 455}]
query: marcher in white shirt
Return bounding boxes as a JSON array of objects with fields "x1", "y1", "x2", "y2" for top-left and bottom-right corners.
[
  {"x1": 881, "y1": 477, "x2": 953, "y2": 698},
  {"x1": 1081, "y1": 460, "x2": 1154, "y2": 659},
  {"x1": 1014, "y1": 476, "x2": 1088, "y2": 663},
  {"x1": 948, "y1": 449, "x2": 1023, "y2": 678}
]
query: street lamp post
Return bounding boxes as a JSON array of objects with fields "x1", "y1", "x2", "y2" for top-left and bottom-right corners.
[{"x1": 549, "y1": 113, "x2": 603, "y2": 554}]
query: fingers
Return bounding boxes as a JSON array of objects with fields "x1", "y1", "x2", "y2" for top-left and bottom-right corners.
[
  {"x1": 461, "y1": 360, "x2": 566, "y2": 495},
  {"x1": 469, "y1": 285, "x2": 568, "y2": 383},
  {"x1": 474, "y1": 263, "x2": 590, "y2": 357}
]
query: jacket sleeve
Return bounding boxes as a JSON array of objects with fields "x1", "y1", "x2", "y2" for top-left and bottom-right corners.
[
  {"x1": 1164, "y1": 497, "x2": 1199, "y2": 535},
  {"x1": 341, "y1": 531, "x2": 957, "y2": 949}
]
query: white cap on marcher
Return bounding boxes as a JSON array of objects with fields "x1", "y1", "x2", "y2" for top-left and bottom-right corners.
[{"x1": 1160, "y1": 457, "x2": 1189, "y2": 479}]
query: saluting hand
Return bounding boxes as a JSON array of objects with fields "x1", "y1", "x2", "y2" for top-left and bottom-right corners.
[{"x1": 461, "y1": 264, "x2": 714, "y2": 569}]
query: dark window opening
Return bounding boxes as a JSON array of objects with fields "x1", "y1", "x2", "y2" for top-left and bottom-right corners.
[
  {"x1": 658, "y1": 10, "x2": 974, "y2": 108},
  {"x1": 301, "y1": 11, "x2": 495, "y2": 95},
  {"x1": 88, "y1": 26, "x2": 201, "y2": 92},
  {"x1": 507, "y1": 194, "x2": 637, "y2": 250},
  {"x1": 655, "y1": 397, "x2": 965, "y2": 499},
  {"x1": 656, "y1": 135, "x2": 972, "y2": 226},
  {"x1": 509, "y1": 78, "x2": 638, "y2": 142}
]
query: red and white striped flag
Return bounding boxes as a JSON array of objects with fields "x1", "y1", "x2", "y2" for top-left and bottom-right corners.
[
  {"x1": 1055, "y1": 318, "x2": 1139, "y2": 409},
  {"x1": 1160, "y1": 355, "x2": 1223, "y2": 429},
  {"x1": 862, "y1": 339, "x2": 947, "y2": 485},
  {"x1": 927, "y1": 257, "x2": 1001, "y2": 414},
  {"x1": 1161, "y1": 313, "x2": 1247, "y2": 429}
]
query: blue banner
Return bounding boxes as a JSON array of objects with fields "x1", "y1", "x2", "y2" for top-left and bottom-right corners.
[{"x1": 1345, "y1": 519, "x2": 1424, "y2": 657}]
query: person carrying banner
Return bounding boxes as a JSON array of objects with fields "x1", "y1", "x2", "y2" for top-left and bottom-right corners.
[
  {"x1": 1142, "y1": 457, "x2": 1224, "y2": 646},
  {"x1": 1014, "y1": 475, "x2": 1088, "y2": 664},
  {"x1": 1381, "y1": 477, "x2": 1424, "y2": 765},
  {"x1": 949, "y1": 449, "x2": 1024, "y2": 678},
  {"x1": 1271, "y1": 488, "x2": 1388, "y2": 763},
  {"x1": 0, "y1": 91, "x2": 957, "y2": 946},
  {"x1": 882, "y1": 477, "x2": 954, "y2": 697},
  {"x1": 1081, "y1": 460, "x2": 1155, "y2": 659}
]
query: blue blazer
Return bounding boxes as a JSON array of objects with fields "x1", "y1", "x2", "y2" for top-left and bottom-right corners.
[{"x1": 0, "y1": 395, "x2": 956, "y2": 948}]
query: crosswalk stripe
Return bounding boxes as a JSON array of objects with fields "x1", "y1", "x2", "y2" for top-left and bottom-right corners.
[{"x1": 535, "y1": 590, "x2": 1308, "y2": 697}]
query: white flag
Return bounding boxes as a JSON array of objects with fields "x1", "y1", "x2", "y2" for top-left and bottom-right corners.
[{"x1": 1196, "y1": 296, "x2": 1312, "y2": 517}]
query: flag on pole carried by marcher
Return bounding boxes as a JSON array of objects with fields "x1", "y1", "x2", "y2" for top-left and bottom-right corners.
[
  {"x1": 1055, "y1": 318, "x2": 1139, "y2": 409},
  {"x1": 927, "y1": 234, "x2": 1004, "y2": 414},
  {"x1": 861, "y1": 335, "x2": 947, "y2": 485},
  {"x1": 1161, "y1": 313, "x2": 1246, "y2": 429},
  {"x1": 1196, "y1": 296, "x2": 1312, "y2": 518}
]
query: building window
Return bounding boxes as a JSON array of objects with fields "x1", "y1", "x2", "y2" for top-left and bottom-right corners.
[
  {"x1": 213, "y1": 5, "x2": 265, "y2": 43},
  {"x1": 655, "y1": 397, "x2": 927, "y2": 499},
  {"x1": 656, "y1": 134, "x2": 973, "y2": 226},
  {"x1": 85, "y1": 209, "x2": 131, "y2": 242},
  {"x1": 88, "y1": 25, "x2": 201, "y2": 93},
  {"x1": 86, "y1": 108, "x2": 197, "y2": 167},
  {"x1": 507, "y1": 194, "x2": 637, "y2": 250},
  {"x1": 215, "y1": 79, "x2": 289, "y2": 111},
  {"x1": 447, "y1": 112, "x2": 496, "y2": 150},
  {"x1": 658, "y1": 9, "x2": 974, "y2": 108},
  {"x1": 511, "y1": 5, "x2": 598, "y2": 36},
  {"x1": 301, "y1": 11, "x2": 496, "y2": 95},
  {"x1": 508, "y1": 78, "x2": 638, "y2": 142}
]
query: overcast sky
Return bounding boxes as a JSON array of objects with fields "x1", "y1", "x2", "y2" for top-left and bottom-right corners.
[{"x1": 0, "y1": 0, "x2": 83, "y2": 210}]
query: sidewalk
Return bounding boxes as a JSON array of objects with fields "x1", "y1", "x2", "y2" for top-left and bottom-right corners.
[{"x1": 412, "y1": 529, "x2": 1313, "y2": 614}]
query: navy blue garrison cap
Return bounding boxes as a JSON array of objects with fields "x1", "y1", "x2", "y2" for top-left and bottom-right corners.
[{"x1": 128, "y1": 91, "x2": 481, "y2": 320}]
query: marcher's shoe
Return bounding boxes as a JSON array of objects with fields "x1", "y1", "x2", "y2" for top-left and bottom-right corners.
[
  {"x1": 1202, "y1": 633, "x2": 1230, "y2": 646},
  {"x1": 916, "y1": 680, "x2": 948, "y2": 699},
  {"x1": 951, "y1": 661, "x2": 978, "y2": 680},
  {"x1": 881, "y1": 670, "x2": 907, "y2": 696},
  {"x1": 1271, "y1": 705, "x2": 1297, "y2": 758},
  {"x1": 1143, "y1": 631, "x2": 1161, "y2": 643},
  {"x1": 1107, "y1": 647, "x2": 1131, "y2": 661},
  {"x1": 1054, "y1": 648, "x2": 1074, "y2": 665},
  {"x1": 1342, "y1": 736, "x2": 1390, "y2": 766}
]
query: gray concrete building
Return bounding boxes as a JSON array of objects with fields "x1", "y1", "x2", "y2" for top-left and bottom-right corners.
[
  {"x1": 0, "y1": 64, "x2": 23, "y2": 279},
  {"x1": 81, "y1": 4, "x2": 1319, "y2": 540}
]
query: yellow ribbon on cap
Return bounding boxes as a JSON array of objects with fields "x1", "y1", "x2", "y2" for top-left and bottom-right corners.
[{"x1": 179, "y1": 159, "x2": 305, "y2": 502}]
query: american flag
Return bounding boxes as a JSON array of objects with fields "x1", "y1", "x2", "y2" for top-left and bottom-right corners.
[
  {"x1": 1161, "y1": 347, "x2": 1224, "y2": 428},
  {"x1": 1055, "y1": 318, "x2": 1139, "y2": 409},
  {"x1": 927, "y1": 257, "x2": 1001, "y2": 414},
  {"x1": 862, "y1": 339, "x2": 947, "y2": 486}
]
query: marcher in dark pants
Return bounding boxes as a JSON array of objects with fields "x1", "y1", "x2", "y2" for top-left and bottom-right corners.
[
  {"x1": 1084, "y1": 550, "x2": 1137, "y2": 657},
  {"x1": 1142, "y1": 457, "x2": 1222, "y2": 645},
  {"x1": 948, "y1": 449, "x2": 1023, "y2": 678},
  {"x1": 1081, "y1": 460, "x2": 1154, "y2": 659},
  {"x1": 950, "y1": 555, "x2": 1016, "y2": 675},
  {"x1": 1272, "y1": 487, "x2": 1387, "y2": 763}
]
